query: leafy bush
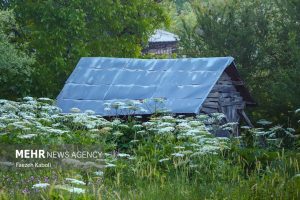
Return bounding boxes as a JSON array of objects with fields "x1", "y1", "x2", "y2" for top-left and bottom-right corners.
[
  {"x1": 0, "y1": 10, "x2": 35, "y2": 99},
  {"x1": 179, "y1": 0, "x2": 300, "y2": 126}
]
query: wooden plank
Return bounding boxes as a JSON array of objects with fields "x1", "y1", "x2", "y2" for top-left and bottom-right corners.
[
  {"x1": 205, "y1": 97, "x2": 220, "y2": 102},
  {"x1": 202, "y1": 101, "x2": 219, "y2": 108},
  {"x1": 219, "y1": 92, "x2": 240, "y2": 98},
  {"x1": 211, "y1": 85, "x2": 236, "y2": 92},
  {"x1": 219, "y1": 96, "x2": 243, "y2": 103},
  {"x1": 201, "y1": 107, "x2": 219, "y2": 114},
  {"x1": 219, "y1": 97, "x2": 232, "y2": 103},
  {"x1": 218, "y1": 72, "x2": 232, "y2": 81},
  {"x1": 218, "y1": 80, "x2": 244, "y2": 86},
  {"x1": 220, "y1": 100, "x2": 244, "y2": 106},
  {"x1": 234, "y1": 96, "x2": 243, "y2": 101},
  {"x1": 217, "y1": 80, "x2": 234, "y2": 85},
  {"x1": 207, "y1": 92, "x2": 220, "y2": 98}
]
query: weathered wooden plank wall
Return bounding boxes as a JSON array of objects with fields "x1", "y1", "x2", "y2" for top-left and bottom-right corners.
[{"x1": 200, "y1": 72, "x2": 252, "y2": 135}]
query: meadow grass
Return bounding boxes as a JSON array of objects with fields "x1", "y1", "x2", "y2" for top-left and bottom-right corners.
[{"x1": 0, "y1": 98, "x2": 299, "y2": 199}]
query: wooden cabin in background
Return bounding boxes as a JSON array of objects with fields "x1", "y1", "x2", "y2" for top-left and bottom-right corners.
[{"x1": 142, "y1": 29, "x2": 179, "y2": 56}]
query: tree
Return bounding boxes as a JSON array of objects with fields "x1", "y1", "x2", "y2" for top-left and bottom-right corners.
[
  {"x1": 162, "y1": 0, "x2": 197, "y2": 33},
  {"x1": 180, "y1": 0, "x2": 300, "y2": 125},
  {"x1": 0, "y1": 10, "x2": 34, "y2": 99},
  {"x1": 3, "y1": 0, "x2": 169, "y2": 97}
]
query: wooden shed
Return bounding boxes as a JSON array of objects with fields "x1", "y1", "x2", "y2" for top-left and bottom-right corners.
[
  {"x1": 142, "y1": 29, "x2": 179, "y2": 55},
  {"x1": 201, "y1": 63, "x2": 255, "y2": 126},
  {"x1": 57, "y1": 57, "x2": 255, "y2": 126}
]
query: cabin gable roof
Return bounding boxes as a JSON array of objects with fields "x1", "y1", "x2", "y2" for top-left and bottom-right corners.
[{"x1": 57, "y1": 57, "x2": 254, "y2": 115}]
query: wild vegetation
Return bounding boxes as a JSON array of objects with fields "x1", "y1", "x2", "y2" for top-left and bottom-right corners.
[
  {"x1": 176, "y1": 0, "x2": 300, "y2": 126},
  {"x1": 0, "y1": 0, "x2": 299, "y2": 126},
  {"x1": 0, "y1": 0, "x2": 300, "y2": 199},
  {"x1": 0, "y1": 98, "x2": 299, "y2": 199},
  {"x1": 0, "y1": 1, "x2": 169, "y2": 98}
]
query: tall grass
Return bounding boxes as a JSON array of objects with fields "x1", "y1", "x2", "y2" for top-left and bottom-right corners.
[{"x1": 0, "y1": 98, "x2": 299, "y2": 199}]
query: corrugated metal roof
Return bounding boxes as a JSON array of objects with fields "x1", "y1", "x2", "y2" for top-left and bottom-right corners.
[
  {"x1": 148, "y1": 29, "x2": 179, "y2": 42},
  {"x1": 57, "y1": 57, "x2": 235, "y2": 116}
]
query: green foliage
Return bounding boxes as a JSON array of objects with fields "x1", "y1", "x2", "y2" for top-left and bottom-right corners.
[
  {"x1": 0, "y1": 98, "x2": 300, "y2": 199},
  {"x1": 240, "y1": 125, "x2": 297, "y2": 150},
  {"x1": 1, "y1": 0, "x2": 169, "y2": 98},
  {"x1": 0, "y1": 10, "x2": 35, "y2": 99},
  {"x1": 162, "y1": 0, "x2": 197, "y2": 33},
  {"x1": 179, "y1": 0, "x2": 300, "y2": 126}
]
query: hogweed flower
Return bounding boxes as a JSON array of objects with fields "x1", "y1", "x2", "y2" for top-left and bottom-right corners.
[
  {"x1": 117, "y1": 153, "x2": 131, "y2": 158},
  {"x1": 94, "y1": 171, "x2": 104, "y2": 176},
  {"x1": 130, "y1": 139, "x2": 139, "y2": 143},
  {"x1": 70, "y1": 107, "x2": 81, "y2": 113},
  {"x1": 18, "y1": 134, "x2": 37, "y2": 139},
  {"x1": 158, "y1": 127, "x2": 175, "y2": 134},
  {"x1": 55, "y1": 185, "x2": 85, "y2": 194},
  {"x1": 65, "y1": 178, "x2": 85, "y2": 185},
  {"x1": 105, "y1": 163, "x2": 116, "y2": 168},
  {"x1": 257, "y1": 119, "x2": 272, "y2": 125},
  {"x1": 84, "y1": 110, "x2": 95, "y2": 115},
  {"x1": 174, "y1": 146, "x2": 185, "y2": 150},
  {"x1": 171, "y1": 153, "x2": 184, "y2": 157},
  {"x1": 0, "y1": 161, "x2": 14, "y2": 167},
  {"x1": 23, "y1": 96, "x2": 34, "y2": 102},
  {"x1": 104, "y1": 107, "x2": 111, "y2": 112},
  {"x1": 32, "y1": 183, "x2": 50, "y2": 189},
  {"x1": 159, "y1": 158, "x2": 170, "y2": 162},
  {"x1": 69, "y1": 187, "x2": 85, "y2": 194},
  {"x1": 113, "y1": 131, "x2": 123, "y2": 137}
]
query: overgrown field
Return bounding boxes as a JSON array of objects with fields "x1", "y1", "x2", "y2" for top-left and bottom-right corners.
[{"x1": 0, "y1": 98, "x2": 299, "y2": 199}]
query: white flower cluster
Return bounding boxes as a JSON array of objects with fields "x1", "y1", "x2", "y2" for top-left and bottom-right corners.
[
  {"x1": 104, "y1": 100, "x2": 148, "y2": 115},
  {"x1": 140, "y1": 114, "x2": 230, "y2": 158},
  {"x1": 65, "y1": 178, "x2": 85, "y2": 185},
  {"x1": 1, "y1": 97, "x2": 231, "y2": 164},
  {"x1": 0, "y1": 98, "x2": 112, "y2": 140},
  {"x1": 55, "y1": 184, "x2": 85, "y2": 194}
]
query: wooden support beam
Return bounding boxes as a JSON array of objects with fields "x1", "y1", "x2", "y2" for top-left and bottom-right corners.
[{"x1": 239, "y1": 110, "x2": 254, "y2": 127}]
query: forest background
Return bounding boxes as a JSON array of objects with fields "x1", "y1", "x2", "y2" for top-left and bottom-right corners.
[{"x1": 0, "y1": 0, "x2": 299, "y2": 127}]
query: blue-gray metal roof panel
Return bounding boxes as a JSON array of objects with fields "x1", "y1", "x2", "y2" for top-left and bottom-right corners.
[{"x1": 57, "y1": 57, "x2": 235, "y2": 115}]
